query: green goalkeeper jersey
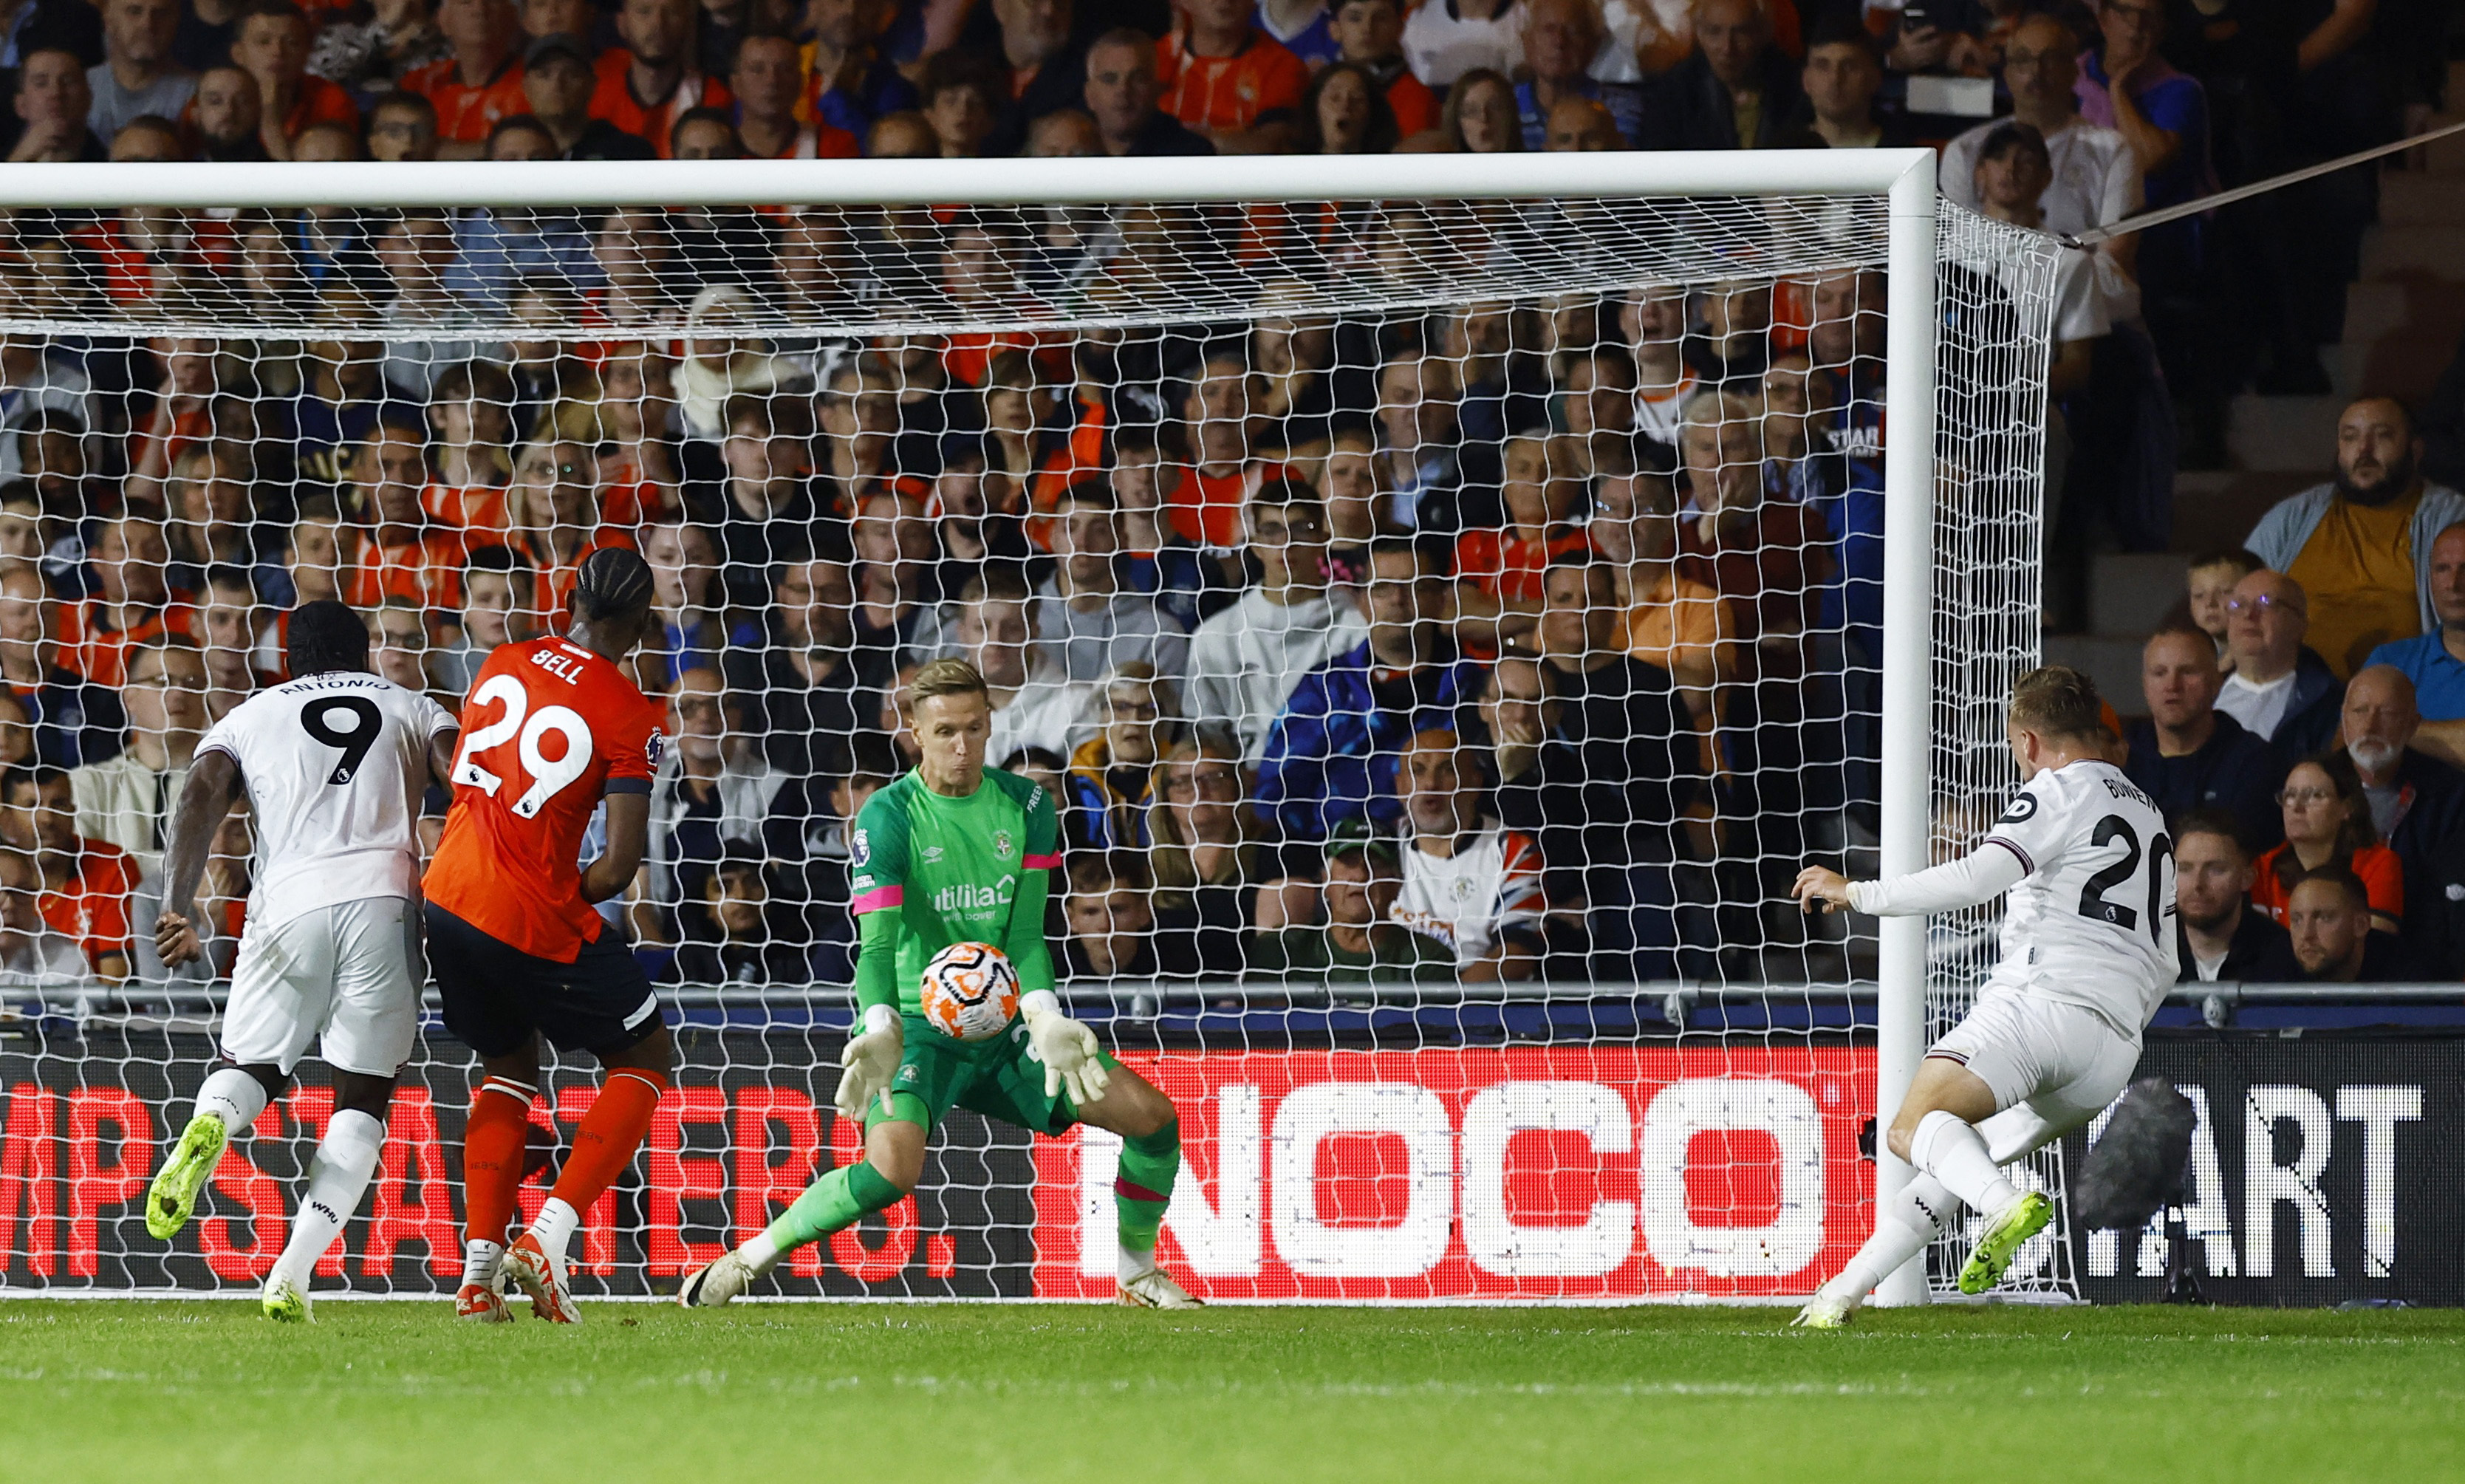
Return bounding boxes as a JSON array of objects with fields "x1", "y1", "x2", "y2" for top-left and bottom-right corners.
[{"x1": 847, "y1": 768, "x2": 1061, "y2": 1019}]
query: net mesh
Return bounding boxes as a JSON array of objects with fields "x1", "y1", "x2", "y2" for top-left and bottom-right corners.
[{"x1": 0, "y1": 190, "x2": 2060, "y2": 1301}]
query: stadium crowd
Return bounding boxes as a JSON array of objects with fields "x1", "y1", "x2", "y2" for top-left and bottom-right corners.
[{"x1": 0, "y1": 0, "x2": 2454, "y2": 1002}]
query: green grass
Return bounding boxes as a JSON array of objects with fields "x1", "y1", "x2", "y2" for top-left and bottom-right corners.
[{"x1": 1, "y1": 1301, "x2": 2459, "y2": 1483}]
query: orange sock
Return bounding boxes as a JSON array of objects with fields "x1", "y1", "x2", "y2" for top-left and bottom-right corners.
[
  {"x1": 547, "y1": 1068, "x2": 667, "y2": 1217},
  {"x1": 462, "y1": 1076, "x2": 536, "y2": 1250}
]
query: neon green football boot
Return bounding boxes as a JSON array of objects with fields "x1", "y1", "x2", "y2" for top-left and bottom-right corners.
[
  {"x1": 261, "y1": 1273, "x2": 312, "y2": 1324},
  {"x1": 145, "y1": 1111, "x2": 230, "y2": 1240},
  {"x1": 1958, "y1": 1191, "x2": 2053, "y2": 1296}
]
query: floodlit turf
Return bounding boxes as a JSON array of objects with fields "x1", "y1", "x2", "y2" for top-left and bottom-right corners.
[{"x1": 1, "y1": 1300, "x2": 2459, "y2": 1483}]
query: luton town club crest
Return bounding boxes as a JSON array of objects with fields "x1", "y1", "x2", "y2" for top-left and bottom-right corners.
[{"x1": 995, "y1": 830, "x2": 1013, "y2": 859}]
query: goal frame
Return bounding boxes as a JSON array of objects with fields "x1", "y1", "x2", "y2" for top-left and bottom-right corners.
[{"x1": 0, "y1": 148, "x2": 1943, "y2": 1307}]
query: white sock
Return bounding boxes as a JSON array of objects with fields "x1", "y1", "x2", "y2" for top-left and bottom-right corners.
[
  {"x1": 1118, "y1": 1243, "x2": 1158, "y2": 1285},
  {"x1": 738, "y1": 1229, "x2": 782, "y2": 1276},
  {"x1": 194, "y1": 1067, "x2": 269, "y2": 1135},
  {"x1": 1819, "y1": 1174, "x2": 1958, "y2": 1307},
  {"x1": 1911, "y1": 1110, "x2": 2020, "y2": 1220},
  {"x1": 462, "y1": 1239, "x2": 506, "y2": 1291},
  {"x1": 529, "y1": 1197, "x2": 580, "y2": 1268},
  {"x1": 270, "y1": 1109, "x2": 384, "y2": 1290}
]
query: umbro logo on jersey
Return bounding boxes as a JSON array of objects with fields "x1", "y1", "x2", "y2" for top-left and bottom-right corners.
[{"x1": 923, "y1": 845, "x2": 944, "y2": 863}]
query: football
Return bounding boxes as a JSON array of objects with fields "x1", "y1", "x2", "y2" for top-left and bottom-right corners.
[{"x1": 918, "y1": 941, "x2": 1021, "y2": 1041}]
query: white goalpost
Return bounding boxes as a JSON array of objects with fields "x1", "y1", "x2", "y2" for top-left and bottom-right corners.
[{"x1": 0, "y1": 151, "x2": 2060, "y2": 1304}]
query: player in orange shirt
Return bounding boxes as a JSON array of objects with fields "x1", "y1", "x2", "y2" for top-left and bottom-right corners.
[{"x1": 423, "y1": 547, "x2": 671, "y2": 1324}]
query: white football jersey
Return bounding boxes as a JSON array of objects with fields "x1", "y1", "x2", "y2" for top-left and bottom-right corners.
[
  {"x1": 1391, "y1": 823, "x2": 1547, "y2": 968},
  {"x1": 195, "y1": 672, "x2": 457, "y2": 931},
  {"x1": 1980, "y1": 759, "x2": 2179, "y2": 1036}
]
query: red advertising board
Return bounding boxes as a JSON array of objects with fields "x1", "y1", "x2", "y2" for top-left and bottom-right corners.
[
  {"x1": 2, "y1": 1036, "x2": 1875, "y2": 1299},
  {"x1": 1031, "y1": 1044, "x2": 1876, "y2": 1300}
]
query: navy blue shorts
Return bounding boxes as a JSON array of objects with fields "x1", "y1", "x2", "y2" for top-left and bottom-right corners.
[{"x1": 425, "y1": 903, "x2": 666, "y2": 1059}]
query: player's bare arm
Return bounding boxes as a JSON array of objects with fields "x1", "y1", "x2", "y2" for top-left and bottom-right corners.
[
  {"x1": 582, "y1": 790, "x2": 650, "y2": 903},
  {"x1": 155, "y1": 749, "x2": 245, "y2": 969},
  {"x1": 425, "y1": 724, "x2": 461, "y2": 792}
]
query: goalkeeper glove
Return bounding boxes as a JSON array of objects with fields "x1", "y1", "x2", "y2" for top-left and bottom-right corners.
[
  {"x1": 1021, "y1": 991, "x2": 1110, "y2": 1107},
  {"x1": 835, "y1": 1004, "x2": 903, "y2": 1120}
]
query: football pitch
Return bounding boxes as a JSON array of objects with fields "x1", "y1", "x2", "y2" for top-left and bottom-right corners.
[{"x1": 1, "y1": 1302, "x2": 2458, "y2": 1483}]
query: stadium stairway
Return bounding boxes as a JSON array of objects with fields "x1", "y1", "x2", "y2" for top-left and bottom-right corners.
[{"x1": 2050, "y1": 57, "x2": 2465, "y2": 708}]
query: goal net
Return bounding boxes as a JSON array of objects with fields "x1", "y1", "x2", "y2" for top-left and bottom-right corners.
[{"x1": 0, "y1": 155, "x2": 2063, "y2": 1302}]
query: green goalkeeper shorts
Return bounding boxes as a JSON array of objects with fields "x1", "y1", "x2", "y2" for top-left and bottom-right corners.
[{"x1": 867, "y1": 1013, "x2": 1124, "y2": 1138}]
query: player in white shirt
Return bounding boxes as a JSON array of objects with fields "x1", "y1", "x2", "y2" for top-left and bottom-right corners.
[
  {"x1": 1788, "y1": 666, "x2": 2175, "y2": 1326},
  {"x1": 141, "y1": 601, "x2": 460, "y2": 1323}
]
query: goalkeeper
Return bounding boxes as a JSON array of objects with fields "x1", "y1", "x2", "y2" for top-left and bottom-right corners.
[{"x1": 680, "y1": 659, "x2": 1199, "y2": 1308}]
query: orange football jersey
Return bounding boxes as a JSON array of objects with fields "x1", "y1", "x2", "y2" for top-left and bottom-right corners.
[{"x1": 423, "y1": 637, "x2": 667, "y2": 962}]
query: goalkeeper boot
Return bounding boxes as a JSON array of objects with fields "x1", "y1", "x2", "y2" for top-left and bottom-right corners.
[
  {"x1": 1791, "y1": 1293, "x2": 1856, "y2": 1330},
  {"x1": 1117, "y1": 1270, "x2": 1202, "y2": 1310},
  {"x1": 145, "y1": 1111, "x2": 230, "y2": 1240},
  {"x1": 1958, "y1": 1190, "x2": 2054, "y2": 1296},
  {"x1": 455, "y1": 1282, "x2": 513, "y2": 1323},
  {"x1": 677, "y1": 1252, "x2": 756, "y2": 1309},
  {"x1": 503, "y1": 1231, "x2": 581, "y2": 1324},
  {"x1": 261, "y1": 1273, "x2": 312, "y2": 1324}
]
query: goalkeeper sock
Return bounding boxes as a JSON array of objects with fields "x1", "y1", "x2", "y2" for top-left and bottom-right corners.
[
  {"x1": 1821, "y1": 1173, "x2": 1955, "y2": 1305},
  {"x1": 268, "y1": 1109, "x2": 383, "y2": 1292},
  {"x1": 194, "y1": 1067, "x2": 268, "y2": 1135},
  {"x1": 1114, "y1": 1119, "x2": 1181, "y2": 1271},
  {"x1": 536, "y1": 1068, "x2": 667, "y2": 1263},
  {"x1": 748, "y1": 1160, "x2": 905, "y2": 1273},
  {"x1": 461, "y1": 1076, "x2": 536, "y2": 1251},
  {"x1": 1910, "y1": 1109, "x2": 2020, "y2": 1220}
]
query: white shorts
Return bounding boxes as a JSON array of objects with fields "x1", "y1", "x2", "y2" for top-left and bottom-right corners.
[
  {"x1": 219, "y1": 896, "x2": 423, "y2": 1078},
  {"x1": 1928, "y1": 985, "x2": 2141, "y2": 1163}
]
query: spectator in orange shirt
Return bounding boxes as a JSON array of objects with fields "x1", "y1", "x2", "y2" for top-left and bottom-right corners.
[
  {"x1": 402, "y1": 0, "x2": 527, "y2": 157},
  {"x1": 592, "y1": 0, "x2": 733, "y2": 159},
  {"x1": 730, "y1": 31, "x2": 858, "y2": 157},
  {"x1": 1172, "y1": 346, "x2": 1272, "y2": 549},
  {"x1": 1, "y1": 765, "x2": 138, "y2": 982},
  {"x1": 233, "y1": 0, "x2": 360, "y2": 158},
  {"x1": 65, "y1": 515, "x2": 196, "y2": 690},
  {"x1": 1157, "y1": 0, "x2": 1307, "y2": 154},
  {"x1": 1452, "y1": 433, "x2": 1590, "y2": 606},
  {"x1": 1330, "y1": 0, "x2": 1437, "y2": 140},
  {"x1": 341, "y1": 421, "x2": 468, "y2": 611},
  {"x1": 424, "y1": 359, "x2": 516, "y2": 536},
  {"x1": 1591, "y1": 466, "x2": 1732, "y2": 721},
  {"x1": 2250, "y1": 753, "x2": 2405, "y2": 935}
]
